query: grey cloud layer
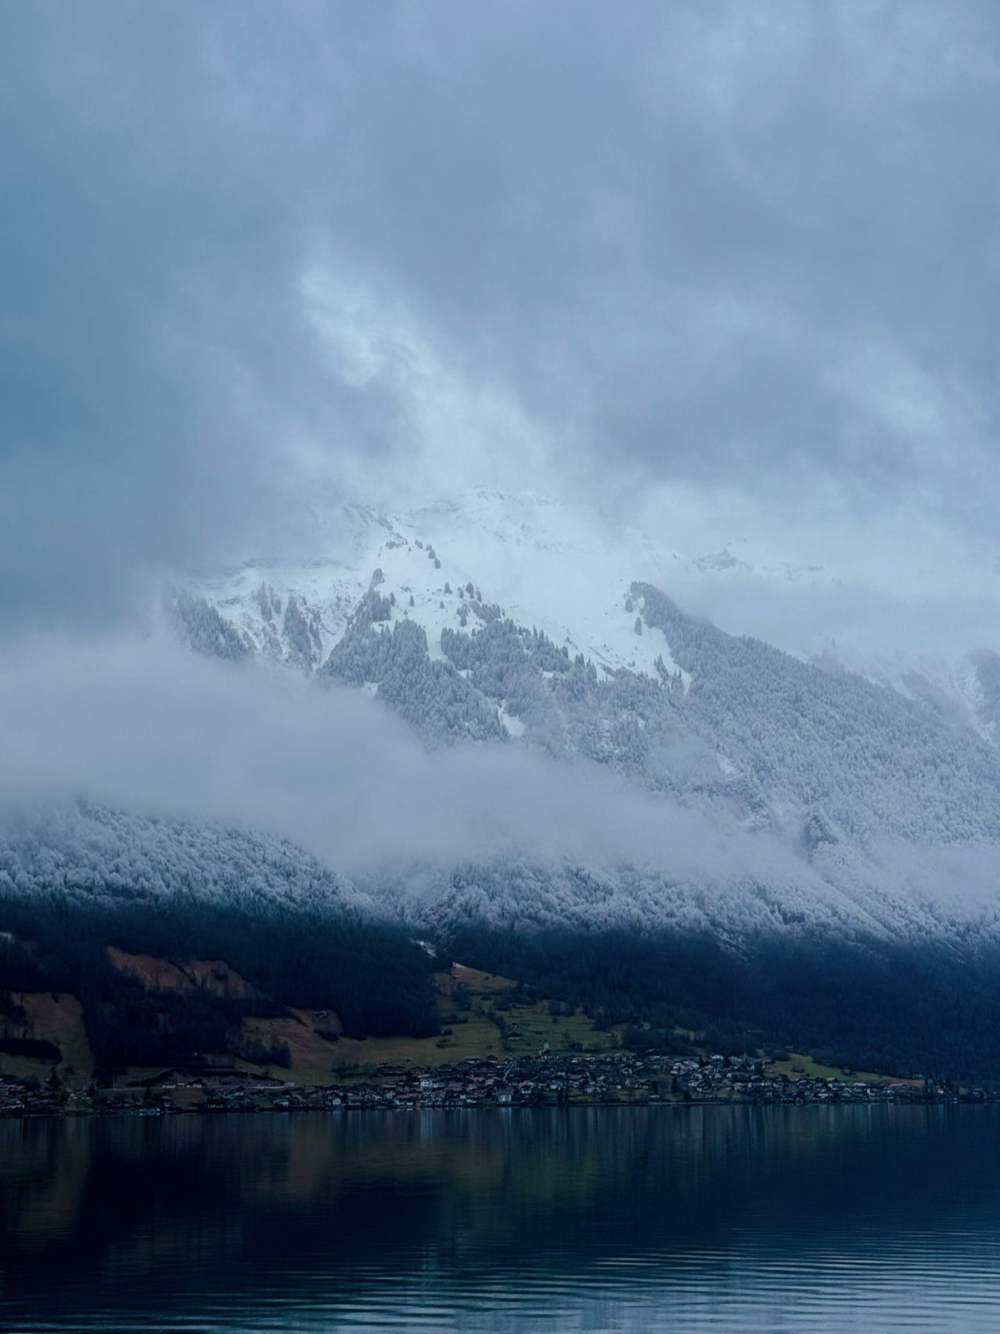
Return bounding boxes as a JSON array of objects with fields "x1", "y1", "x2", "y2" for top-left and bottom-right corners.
[
  {"x1": 5, "y1": 634, "x2": 999, "y2": 934},
  {"x1": 0, "y1": 632, "x2": 800, "y2": 888},
  {"x1": 3, "y1": 2, "x2": 998, "y2": 628}
]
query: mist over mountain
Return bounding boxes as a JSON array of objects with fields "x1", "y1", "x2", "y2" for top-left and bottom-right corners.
[
  {"x1": 6, "y1": 3, "x2": 1000, "y2": 1081},
  {"x1": 7, "y1": 483, "x2": 1000, "y2": 1073},
  {"x1": 177, "y1": 485, "x2": 1000, "y2": 844}
]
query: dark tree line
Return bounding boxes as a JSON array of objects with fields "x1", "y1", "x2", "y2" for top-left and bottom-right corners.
[
  {"x1": 441, "y1": 920, "x2": 1000, "y2": 1082},
  {"x1": 0, "y1": 889, "x2": 438, "y2": 1071}
]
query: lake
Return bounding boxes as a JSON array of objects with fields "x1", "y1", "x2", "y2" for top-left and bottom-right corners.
[{"x1": 4, "y1": 1105, "x2": 1000, "y2": 1331}]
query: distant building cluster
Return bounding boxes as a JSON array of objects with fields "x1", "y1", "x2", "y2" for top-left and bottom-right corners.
[{"x1": 1, "y1": 1053, "x2": 992, "y2": 1118}]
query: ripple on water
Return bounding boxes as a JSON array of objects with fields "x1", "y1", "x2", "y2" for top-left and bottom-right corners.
[{"x1": 5, "y1": 1106, "x2": 1000, "y2": 1333}]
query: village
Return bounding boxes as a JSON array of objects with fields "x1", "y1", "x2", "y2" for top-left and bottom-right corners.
[{"x1": 1, "y1": 1051, "x2": 994, "y2": 1118}]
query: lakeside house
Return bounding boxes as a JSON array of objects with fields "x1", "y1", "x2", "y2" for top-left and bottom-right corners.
[{"x1": 0, "y1": 1052, "x2": 976, "y2": 1119}]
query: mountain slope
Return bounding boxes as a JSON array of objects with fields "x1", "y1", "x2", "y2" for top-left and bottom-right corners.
[
  {"x1": 180, "y1": 489, "x2": 691, "y2": 681},
  {"x1": 13, "y1": 487, "x2": 1000, "y2": 1076},
  {"x1": 181, "y1": 488, "x2": 1000, "y2": 856},
  {"x1": 0, "y1": 803, "x2": 438, "y2": 1046}
]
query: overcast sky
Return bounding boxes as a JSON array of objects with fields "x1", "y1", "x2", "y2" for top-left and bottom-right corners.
[{"x1": 3, "y1": 1, "x2": 999, "y2": 643}]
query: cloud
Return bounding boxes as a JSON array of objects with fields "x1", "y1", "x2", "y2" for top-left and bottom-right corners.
[
  {"x1": 295, "y1": 0, "x2": 1000, "y2": 516},
  {"x1": 5, "y1": 630, "x2": 1000, "y2": 945},
  {"x1": 0, "y1": 629, "x2": 805, "y2": 891},
  {"x1": 3, "y1": 2, "x2": 999, "y2": 634},
  {"x1": 0, "y1": 4, "x2": 402, "y2": 630}
]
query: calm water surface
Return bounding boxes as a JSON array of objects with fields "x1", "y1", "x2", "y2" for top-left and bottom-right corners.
[{"x1": 3, "y1": 1105, "x2": 1000, "y2": 1332}]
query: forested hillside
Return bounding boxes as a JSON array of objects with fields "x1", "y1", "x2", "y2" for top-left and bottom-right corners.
[
  {"x1": 10, "y1": 490, "x2": 1000, "y2": 1080},
  {"x1": 0, "y1": 804, "x2": 438, "y2": 1069}
]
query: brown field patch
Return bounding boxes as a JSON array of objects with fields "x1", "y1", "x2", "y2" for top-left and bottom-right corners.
[
  {"x1": 178, "y1": 959, "x2": 259, "y2": 999},
  {"x1": 9, "y1": 992, "x2": 94, "y2": 1079},
  {"x1": 237, "y1": 1010, "x2": 344, "y2": 1084},
  {"x1": 105, "y1": 947, "x2": 258, "y2": 1000},
  {"x1": 451, "y1": 964, "x2": 517, "y2": 994},
  {"x1": 105, "y1": 948, "x2": 191, "y2": 990}
]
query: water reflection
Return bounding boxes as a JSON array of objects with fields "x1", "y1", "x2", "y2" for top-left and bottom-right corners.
[{"x1": 3, "y1": 1106, "x2": 1000, "y2": 1331}]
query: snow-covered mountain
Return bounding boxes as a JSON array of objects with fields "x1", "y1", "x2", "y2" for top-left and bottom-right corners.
[
  {"x1": 11, "y1": 485, "x2": 1000, "y2": 1073},
  {"x1": 174, "y1": 485, "x2": 1000, "y2": 743},
  {"x1": 165, "y1": 485, "x2": 1000, "y2": 932},
  {"x1": 815, "y1": 643, "x2": 1000, "y2": 747},
  {"x1": 175, "y1": 488, "x2": 693, "y2": 680}
]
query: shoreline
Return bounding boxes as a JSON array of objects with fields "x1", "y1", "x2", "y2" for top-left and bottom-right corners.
[
  {"x1": 3, "y1": 1050, "x2": 992, "y2": 1119},
  {"x1": 5, "y1": 1095, "x2": 996, "y2": 1121}
]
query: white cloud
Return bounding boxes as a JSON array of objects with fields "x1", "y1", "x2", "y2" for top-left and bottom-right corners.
[{"x1": 0, "y1": 630, "x2": 801, "y2": 889}]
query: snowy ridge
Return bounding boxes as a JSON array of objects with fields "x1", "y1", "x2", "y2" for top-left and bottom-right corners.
[
  {"x1": 191, "y1": 486, "x2": 999, "y2": 738},
  {"x1": 815, "y1": 643, "x2": 1000, "y2": 746},
  {"x1": 190, "y1": 488, "x2": 692, "y2": 682},
  {"x1": 159, "y1": 485, "x2": 1000, "y2": 963},
  {"x1": 175, "y1": 487, "x2": 1000, "y2": 847}
]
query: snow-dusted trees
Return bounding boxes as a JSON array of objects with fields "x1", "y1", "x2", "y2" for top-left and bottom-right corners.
[
  {"x1": 0, "y1": 804, "x2": 439, "y2": 1046},
  {"x1": 282, "y1": 594, "x2": 323, "y2": 671},
  {"x1": 322, "y1": 602, "x2": 506, "y2": 744},
  {"x1": 254, "y1": 583, "x2": 282, "y2": 623},
  {"x1": 165, "y1": 588, "x2": 250, "y2": 662},
  {"x1": 635, "y1": 582, "x2": 1000, "y2": 843}
]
